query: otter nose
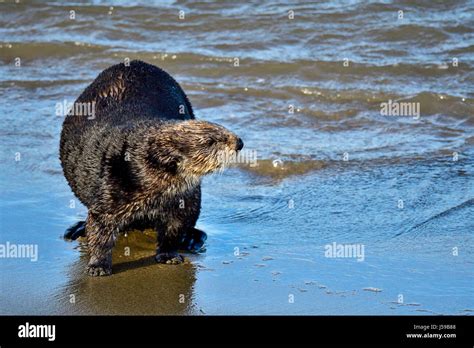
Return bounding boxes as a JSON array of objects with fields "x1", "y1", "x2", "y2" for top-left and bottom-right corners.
[{"x1": 236, "y1": 138, "x2": 244, "y2": 151}]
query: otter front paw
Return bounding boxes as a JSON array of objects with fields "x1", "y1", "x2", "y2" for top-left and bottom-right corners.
[
  {"x1": 86, "y1": 264, "x2": 112, "y2": 276},
  {"x1": 155, "y1": 252, "x2": 184, "y2": 265}
]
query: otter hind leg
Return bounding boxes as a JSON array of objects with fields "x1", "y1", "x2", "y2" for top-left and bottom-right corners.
[
  {"x1": 64, "y1": 220, "x2": 86, "y2": 240},
  {"x1": 86, "y1": 213, "x2": 115, "y2": 276},
  {"x1": 155, "y1": 222, "x2": 185, "y2": 265},
  {"x1": 179, "y1": 227, "x2": 207, "y2": 253}
]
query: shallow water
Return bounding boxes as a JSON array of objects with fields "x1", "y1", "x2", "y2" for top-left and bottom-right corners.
[{"x1": 0, "y1": 0, "x2": 473, "y2": 315}]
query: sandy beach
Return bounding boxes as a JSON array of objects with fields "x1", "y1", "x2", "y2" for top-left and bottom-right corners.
[{"x1": 1, "y1": 1, "x2": 473, "y2": 315}]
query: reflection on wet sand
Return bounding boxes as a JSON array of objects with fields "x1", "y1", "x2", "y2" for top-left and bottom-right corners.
[{"x1": 56, "y1": 230, "x2": 199, "y2": 315}]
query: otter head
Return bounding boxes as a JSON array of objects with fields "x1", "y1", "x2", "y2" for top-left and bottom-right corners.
[{"x1": 148, "y1": 120, "x2": 244, "y2": 179}]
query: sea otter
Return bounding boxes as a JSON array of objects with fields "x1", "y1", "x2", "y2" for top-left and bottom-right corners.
[{"x1": 59, "y1": 60, "x2": 243, "y2": 276}]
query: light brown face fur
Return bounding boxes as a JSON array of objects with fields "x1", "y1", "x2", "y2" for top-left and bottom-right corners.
[{"x1": 150, "y1": 120, "x2": 243, "y2": 178}]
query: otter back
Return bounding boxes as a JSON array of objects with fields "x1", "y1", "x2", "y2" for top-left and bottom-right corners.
[{"x1": 59, "y1": 60, "x2": 193, "y2": 206}]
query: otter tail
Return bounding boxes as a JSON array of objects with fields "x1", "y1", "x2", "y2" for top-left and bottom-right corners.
[{"x1": 64, "y1": 220, "x2": 86, "y2": 241}]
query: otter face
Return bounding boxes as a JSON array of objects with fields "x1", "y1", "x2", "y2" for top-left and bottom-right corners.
[
  {"x1": 176, "y1": 120, "x2": 244, "y2": 176},
  {"x1": 151, "y1": 120, "x2": 243, "y2": 177}
]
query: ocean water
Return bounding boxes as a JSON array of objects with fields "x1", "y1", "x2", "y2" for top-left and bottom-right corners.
[{"x1": 0, "y1": 0, "x2": 473, "y2": 315}]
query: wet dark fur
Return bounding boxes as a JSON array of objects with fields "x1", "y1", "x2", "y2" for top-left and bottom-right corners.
[{"x1": 60, "y1": 60, "x2": 242, "y2": 276}]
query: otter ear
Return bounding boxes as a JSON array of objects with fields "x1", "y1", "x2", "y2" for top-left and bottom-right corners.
[
  {"x1": 147, "y1": 149, "x2": 182, "y2": 174},
  {"x1": 146, "y1": 136, "x2": 184, "y2": 174},
  {"x1": 161, "y1": 156, "x2": 180, "y2": 174}
]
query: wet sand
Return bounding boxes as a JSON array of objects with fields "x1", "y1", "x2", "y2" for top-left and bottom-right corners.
[
  {"x1": 1, "y1": 161, "x2": 472, "y2": 315},
  {"x1": 55, "y1": 232, "x2": 198, "y2": 315}
]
